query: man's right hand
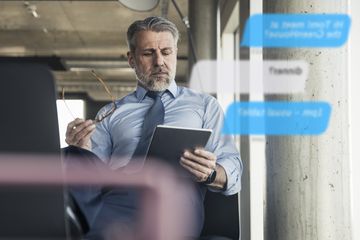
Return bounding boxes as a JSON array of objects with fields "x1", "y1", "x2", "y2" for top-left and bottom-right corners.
[{"x1": 65, "y1": 118, "x2": 96, "y2": 151}]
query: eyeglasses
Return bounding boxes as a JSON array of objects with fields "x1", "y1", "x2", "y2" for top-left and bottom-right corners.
[{"x1": 61, "y1": 70, "x2": 117, "y2": 123}]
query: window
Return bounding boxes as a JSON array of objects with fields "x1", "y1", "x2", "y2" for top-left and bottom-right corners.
[{"x1": 56, "y1": 100, "x2": 85, "y2": 148}]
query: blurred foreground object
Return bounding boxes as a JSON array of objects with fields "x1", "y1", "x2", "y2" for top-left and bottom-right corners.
[{"x1": 0, "y1": 154, "x2": 194, "y2": 240}]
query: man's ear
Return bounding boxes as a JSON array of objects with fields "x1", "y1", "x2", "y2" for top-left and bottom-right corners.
[{"x1": 127, "y1": 51, "x2": 135, "y2": 68}]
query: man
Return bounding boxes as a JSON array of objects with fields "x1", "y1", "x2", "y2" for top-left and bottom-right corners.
[{"x1": 65, "y1": 16, "x2": 242, "y2": 239}]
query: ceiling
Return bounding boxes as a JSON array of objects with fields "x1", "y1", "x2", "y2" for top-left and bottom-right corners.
[{"x1": 0, "y1": 0, "x2": 189, "y2": 100}]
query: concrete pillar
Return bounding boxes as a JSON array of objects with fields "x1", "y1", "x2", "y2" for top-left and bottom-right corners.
[
  {"x1": 263, "y1": 1, "x2": 351, "y2": 240},
  {"x1": 350, "y1": 2, "x2": 360, "y2": 239},
  {"x1": 239, "y1": 1, "x2": 251, "y2": 240},
  {"x1": 188, "y1": 0, "x2": 218, "y2": 64}
]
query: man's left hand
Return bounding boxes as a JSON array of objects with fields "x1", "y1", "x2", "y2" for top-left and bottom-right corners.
[{"x1": 180, "y1": 148, "x2": 217, "y2": 183}]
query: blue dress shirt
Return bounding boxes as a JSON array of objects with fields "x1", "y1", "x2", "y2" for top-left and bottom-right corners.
[
  {"x1": 92, "y1": 80, "x2": 241, "y2": 195},
  {"x1": 90, "y1": 80, "x2": 242, "y2": 237}
]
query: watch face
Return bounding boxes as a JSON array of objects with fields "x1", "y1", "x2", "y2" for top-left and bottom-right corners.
[{"x1": 205, "y1": 169, "x2": 217, "y2": 184}]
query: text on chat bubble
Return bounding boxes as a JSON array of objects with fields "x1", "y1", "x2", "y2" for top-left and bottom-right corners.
[
  {"x1": 189, "y1": 60, "x2": 308, "y2": 94},
  {"x1": 222, "y1": 101, "x2": 331, "y2": 135},
  {"x1": 241, "y1": 14, "x2": 351, "y2": 48}
]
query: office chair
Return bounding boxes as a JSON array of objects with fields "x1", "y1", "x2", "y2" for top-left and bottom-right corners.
[
  {"x1": 0, "y1": 62, "x2": 84, "y2": 239},
  {"x1": 200, "y1": 191, "x2": 239, "y2": 240}
]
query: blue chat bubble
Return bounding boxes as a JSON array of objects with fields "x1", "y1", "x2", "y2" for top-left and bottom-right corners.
[
  {"x1": 241, "y1": 14, "x2": 351, "y2": 47},
  {"x1": 223, "y1": 101, "x2": 331, "y2": 135}
]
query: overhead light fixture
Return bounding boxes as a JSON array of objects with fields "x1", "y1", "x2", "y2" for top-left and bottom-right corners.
[
  {"x1": 117, "y1": 0, "x2": 159, "y2": 12},
  {"x1": 65, "y1": 59, "x2": 131, "y2": 72}
]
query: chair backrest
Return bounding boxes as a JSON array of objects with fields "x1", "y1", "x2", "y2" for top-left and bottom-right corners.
[
  {"x1": 0, "y1": 62, "x2": 60, "y2": 154},
  {"x1": 201, "y1": 191, "x2": 240, "y2": 240},
  {"x1": 0, "y1": 62, "x2": 68, "y2": 238}
]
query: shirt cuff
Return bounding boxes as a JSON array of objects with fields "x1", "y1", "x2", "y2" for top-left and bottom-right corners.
[{"x1": 209, "y1": 158, "x2": 241, "y2": 196}]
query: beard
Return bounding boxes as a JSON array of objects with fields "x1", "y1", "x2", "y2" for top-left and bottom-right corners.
[{"x1": 134, "y1": 66, "x2": 175, "y2": 92}]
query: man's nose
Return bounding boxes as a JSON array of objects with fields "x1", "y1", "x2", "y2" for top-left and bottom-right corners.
[{"x1": 154, "y1": 51, "x2": 164, "y2": 66}]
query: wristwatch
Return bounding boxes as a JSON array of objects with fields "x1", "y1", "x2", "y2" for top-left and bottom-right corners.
[{"x1": 204, "y1": 169, "x2": 217, "y2": 185}]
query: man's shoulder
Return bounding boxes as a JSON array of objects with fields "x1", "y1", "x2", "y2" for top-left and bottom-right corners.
[
  {"x1": 178, "y1": 86, "x2": 214, "y2": 99},
  {"x1": 117, "y1": 91, "x2": 138, "y2": 103},
  {"x1": 98, "y1": 91, "x2": 137, "y2": 113},
  {"x1": 178, "y1": 86, "x2": 218, "y2": 105}
]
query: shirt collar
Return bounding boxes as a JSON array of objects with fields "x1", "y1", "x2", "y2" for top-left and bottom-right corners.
[
  {"x1": 135, "y1": 80, "x2": 178, "y2": 102},
  {"x1": 167, "y1": 80, "x2": 178, "y2": 98}
]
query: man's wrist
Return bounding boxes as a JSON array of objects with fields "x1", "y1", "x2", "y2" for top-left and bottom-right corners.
[
  {"x1": 203, "y1": 169, "x2": 217, "y2": 185},
  {"x1": 205, "y1": 164, "x2": 227, "y2": 190}
]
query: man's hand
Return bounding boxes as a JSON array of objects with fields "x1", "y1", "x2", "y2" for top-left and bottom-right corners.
[
  {"x1": 180, "y1": 148, "x2": 227, "y2": 189},
  {"x1": 65, "y1": 118, "x2": 96, "y2": 151}
]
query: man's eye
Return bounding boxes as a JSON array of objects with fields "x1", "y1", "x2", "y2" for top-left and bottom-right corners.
[
  {"x1": 143, "y1": 52, "x2": 153, "y2": 56},
  {"x1": 162, "y1": 50, "x2": 173, "y2": 56}
]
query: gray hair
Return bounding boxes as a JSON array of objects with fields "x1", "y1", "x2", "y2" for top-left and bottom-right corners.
[{"x1": 127, "y1": 16, "x2": 179, "y2": 53}]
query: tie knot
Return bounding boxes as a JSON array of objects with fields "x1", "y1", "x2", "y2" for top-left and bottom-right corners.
[{"x1": 147, "y1": 91, "x2": 163, "y2": 99}]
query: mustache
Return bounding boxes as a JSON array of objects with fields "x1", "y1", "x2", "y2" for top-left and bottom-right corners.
[{"x1": 151, "y1": 69, "x2": 169, "y2": 75}]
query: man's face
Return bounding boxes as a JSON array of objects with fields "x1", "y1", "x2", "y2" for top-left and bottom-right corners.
[{"x1": 127, "y1": 30, "x2": 177, "y2": 91}]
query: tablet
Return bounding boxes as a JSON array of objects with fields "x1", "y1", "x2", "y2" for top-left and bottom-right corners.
[{"x1": 146, "y1": 125, "x2": 212, "y2": 167}]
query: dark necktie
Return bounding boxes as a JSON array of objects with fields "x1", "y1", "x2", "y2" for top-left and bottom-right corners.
[
  {"x1": 95, "y1": 91, "x2": 164, "y2": 231},
  {"x1": 132, "y1": 91, "x2": 165, "y2": 159}
]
